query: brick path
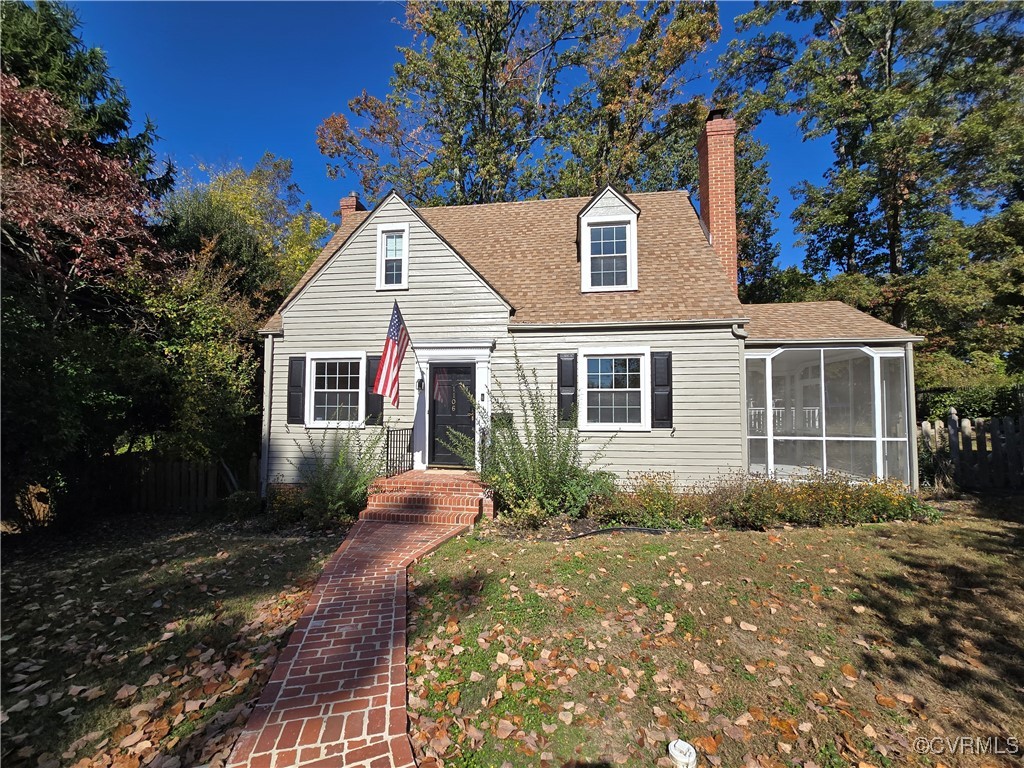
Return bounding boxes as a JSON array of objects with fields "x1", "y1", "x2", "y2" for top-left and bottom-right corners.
[{"x1": 226, "y1": 520, "x2": 468, "y2": 768}]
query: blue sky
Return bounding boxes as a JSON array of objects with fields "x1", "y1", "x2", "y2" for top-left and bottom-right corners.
[{"x1": 72, "y1": 1, "x2": 830, "y2": 268}]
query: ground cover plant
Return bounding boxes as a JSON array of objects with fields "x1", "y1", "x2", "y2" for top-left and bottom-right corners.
[
  {"x1": 0, "y1": 514, "x2": 340, "y2": 768},
  {"x1": 406, "y1": 495, "x2": 1023, "y2": 767}
]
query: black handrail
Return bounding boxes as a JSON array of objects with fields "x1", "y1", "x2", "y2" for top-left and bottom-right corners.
[{"x1": 383, "y1": 427, "x2": 414, "y2": 477}]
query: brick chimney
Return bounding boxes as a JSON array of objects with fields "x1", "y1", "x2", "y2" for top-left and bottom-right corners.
[
  {"x1": 697, "y1": 109, "x2": 738, "y2": 294},
  {"x1": 339, "y1": 191, "x2": 366, "y2": 221}
]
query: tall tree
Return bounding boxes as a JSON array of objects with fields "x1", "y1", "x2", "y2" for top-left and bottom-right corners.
[
  {"x1": 718, "y1": 1, "x2": 1024, "y2": 323},
  {"x1": 0, "y1": 72, "x2": 167, "y2": 525},
  {"x1": 161, "y1": 153, "x2": 331, "y2": 296},
  {"x1": 316, "y1": 0, "x2": 781, "y2": 294},
  {"x1": 0, "y1": 0, "x2": 172, "y2": 192},
  {"x1": 317, "y1": 1, "x2": 601, "y2": 205}
]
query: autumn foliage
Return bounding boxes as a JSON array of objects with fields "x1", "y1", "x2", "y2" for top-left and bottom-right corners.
[{"x1": 0, "y1": 73, "x2": 157, "y2": 288}]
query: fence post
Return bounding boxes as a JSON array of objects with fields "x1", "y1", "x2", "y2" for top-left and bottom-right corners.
[
  {"x1": 975, "y1": 419, "x2": 989, "y2": 490},
  {"x1": 207, "y1": 464, "x2": 218, "y2": 508},
  {"x1": 961, "y1": 417, "x2": 975, "y2": 489},
  {"x1": 946, "y1": 407, "x2": 960, "y2": 483},
  {"x1": 990, "y1": 418, "x2": 1006, "y2": 489},
  {"x1": 1006, "y1": 416, "x2": 1023, "y2": 490}
]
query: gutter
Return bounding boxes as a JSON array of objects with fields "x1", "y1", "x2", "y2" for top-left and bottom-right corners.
[
  {"x1": 509, "y1": 317, "x2": 750, "y2": 333},
  {"x1": 745, "y1": 336, "x2": 924, "y2": 345}
]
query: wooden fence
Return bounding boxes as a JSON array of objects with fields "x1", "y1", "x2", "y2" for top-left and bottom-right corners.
[
  {"x1": 122, "y1": 454, "x2": 259, "y2": 514},
  {"x1": 919, "y1": 408, "x2": 1023, "y2": 490}
]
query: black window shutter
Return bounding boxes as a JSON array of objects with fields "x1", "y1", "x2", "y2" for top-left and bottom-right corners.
[
  {"x1": 557, "y1": 353, "x2": 577, "y2": 424},
  {"x1": 286, "y1": 356, "x2": 306, "y2": 424},
  {"x1": 365, "y1": 356, "x2": 383, "y2": 425},
  {"x1": 651, "y1": 351, "x2": 673, "y2": 428}
]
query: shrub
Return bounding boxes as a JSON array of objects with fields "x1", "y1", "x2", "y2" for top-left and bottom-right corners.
[
  {"x1": 594, "y1": 472, "x2": 703, "y2": 529},
  {"x1": 590, "y1": 471, "x2": 936, "y2": 530},
  {"x1": 710, "y1": 473, "x2": 938, "y2": 529},
  {"x1": 446, "y1": 352, "x2": 611, "y2": 525},
  {"x1": 265, "y1": 483, "x2": 309, "y2": 527},
  {"x1": 918, "y1": 382, "x2": 1024, "y2": 421},
  {"x1": 217, "y1": 489, "x2": 261, "y2": 519},
  {"x1": 290, "y1": 425, "x2": 387, "y2": 529}
]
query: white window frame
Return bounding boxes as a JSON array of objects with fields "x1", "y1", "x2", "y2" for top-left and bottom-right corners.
[
  {"x1": 743, "y1": 346, "x2": 911, "y2": 483},
  {"x1": 376, "y1": 223, "x2": 409, "y2": 290},
  {"x1": 577, "y1": 346, "x2": 650, "y2": 432},
  {"x1": 581, "y1": 214, "x2": 638, "y2": 293},
  {"x1": 305, "y1": 351, "x2": 367, "y2": 428}
]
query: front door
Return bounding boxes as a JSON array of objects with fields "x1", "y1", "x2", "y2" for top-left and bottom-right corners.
[{"x1": 429, "y1": 364, "x2": 475, "y2": 467}]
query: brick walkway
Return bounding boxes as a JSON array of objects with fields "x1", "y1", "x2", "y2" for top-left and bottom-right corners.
[{"x1": 226, "y1": 520, "x2": 468, "y2": 768}]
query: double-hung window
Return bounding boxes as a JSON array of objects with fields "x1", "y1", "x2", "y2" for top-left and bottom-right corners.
[
  {"x1": 581, "y1": 219, "x2": 638, "y2": 292},
  {"x1": 306, "y1": 352, "x2": 366, "y2": 428},
  {"x1": 578, "y1": 347, "x2": 650, "y2": 431},
  {"x1": 376, "y1": 223, "x2": 409, "y2": 290},
  {"x1": 590, "y1": 224, "x2": 629, "y2": 287}
]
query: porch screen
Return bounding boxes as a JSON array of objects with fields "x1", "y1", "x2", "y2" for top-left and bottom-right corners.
[{"x1": 744, "y1": 348, "x2": 910, "y2": 484}]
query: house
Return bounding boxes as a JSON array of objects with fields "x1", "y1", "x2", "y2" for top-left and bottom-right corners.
[{"x1": 258, "y1": 111, "x2": 922, "y2": 495}]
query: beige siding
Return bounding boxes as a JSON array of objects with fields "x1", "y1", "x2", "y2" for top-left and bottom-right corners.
[
  {"x1": 585, "y1": 189, "x2": 634, "y2": 219},
  {"x1": 496, "y1": 328, "x2": 745, "y2": 485},
  {"x1": 267, "y1": 194, "x2": 509, "y2": 483}
]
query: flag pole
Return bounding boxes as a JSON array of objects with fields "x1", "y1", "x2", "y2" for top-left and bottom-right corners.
[{"x1": 394, "y1": 301, "x2": 422, "y2": 384}]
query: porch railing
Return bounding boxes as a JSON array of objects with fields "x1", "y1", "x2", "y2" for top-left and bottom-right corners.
[
  {"x1": 383, "y1": 426, "x2": 414, "y2": 477},
  {"x1": 748, "y1": 407, "x2": 822, "y2": 435}
]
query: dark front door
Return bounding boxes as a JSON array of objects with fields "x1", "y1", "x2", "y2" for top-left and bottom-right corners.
[{"x1": 430, "y1": 364, "x2": 475, "y2": 467}]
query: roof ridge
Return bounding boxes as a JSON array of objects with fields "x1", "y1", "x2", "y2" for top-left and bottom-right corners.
[{"x1": 419, "y1": 188, "x2": 690, "y2": 213}]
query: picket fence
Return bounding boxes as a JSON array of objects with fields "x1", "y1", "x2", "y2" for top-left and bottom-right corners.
[{"x1": 918, "y1": 408, "x2": 1024, "y2": 490}]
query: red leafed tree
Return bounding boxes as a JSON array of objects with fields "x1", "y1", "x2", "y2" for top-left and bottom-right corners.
[{"x1": 0, "y1": 73, "x2": 158, "y2": 293}]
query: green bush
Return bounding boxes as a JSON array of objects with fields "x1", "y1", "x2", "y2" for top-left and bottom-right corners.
[
  {"x1": 446, "y1": 352, "x2": 612, "y2": 526},
  {"x1": 918, "y1": 382, "x2": 1023, "y2": 421},
  {"x1": 711, "y1": 473, "x2": 938, "y2": 529},
  {"x1": 594, "y1": 472, "x2": 703, "y2": 529},
  {"x1": 290, "y1": 425, "x2": 387, "y2": 529},
  {"x1": 217, "y1": 489, "x2": 261, "y2": 519},
  {"x1": 592, "y1": 472, "x2": 936, "y2": 531},
  {"x1": 265, "y1": 483, "x2": 309, "y2": 527}
]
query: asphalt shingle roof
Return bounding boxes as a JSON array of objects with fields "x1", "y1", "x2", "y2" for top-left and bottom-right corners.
[
  {"x1": 260, "y1": 194, "x2": 915, "y2": 346},
  {"x1": 743, "y1": 301, "x2": 921, "y2": 343}
]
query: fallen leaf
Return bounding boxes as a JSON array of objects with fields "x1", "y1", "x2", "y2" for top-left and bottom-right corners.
[
  {"x1": 115, "y1": 685, "x2": 138, "y2": 701},
  {"x1": 495, "y1": 719, "x2": 516, "y2": 739}
]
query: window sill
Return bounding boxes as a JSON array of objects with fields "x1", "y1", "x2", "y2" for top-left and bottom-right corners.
[
  {"x1": 305, "y1": 421, "x2": 365, "y2": 430},
  {"x1": 579, "y1": 424, "x2": 651, "y2": 433},
  {"x1": 375, "y1": 285, "x2": 409, "y2": 292},
  {"x1": 580, "y1": 285, "x2": 638, "y2": 294}
]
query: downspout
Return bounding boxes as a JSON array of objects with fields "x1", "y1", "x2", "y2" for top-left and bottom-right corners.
[
  {"x1": 259, "y1": 335, "x2": 275, "y2": 498},
  {"x1": 733, "y1": 324, "x2": 749, "y2": 474},
  {"x1": 905, "y1": 341, "x2": 919, "y2": 491}
]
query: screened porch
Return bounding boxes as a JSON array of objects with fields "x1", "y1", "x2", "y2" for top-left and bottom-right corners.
[{"x1": 745, "y1": 346, "x2": 914, "y2": 485}]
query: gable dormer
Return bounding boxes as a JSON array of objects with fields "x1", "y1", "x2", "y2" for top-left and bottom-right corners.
[{"x1": 578, "y1": 186, "x2": 640, "y2": 293}]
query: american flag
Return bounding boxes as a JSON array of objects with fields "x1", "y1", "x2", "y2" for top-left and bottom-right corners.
[{"x1": 373, "y1": 302, "x2": 411, "y2": 407}]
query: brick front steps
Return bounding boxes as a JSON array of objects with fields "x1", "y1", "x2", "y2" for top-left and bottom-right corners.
[
  {"x1": 225, "y1": 520, "x2": 468, "y2": 768},
  {"x1": 360, "y1": 469, "x2": 493, "y2": 527}
]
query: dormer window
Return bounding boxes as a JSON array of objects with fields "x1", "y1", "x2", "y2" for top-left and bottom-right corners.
[
  {"x1": 589, "y1": 223, "x2": 629, "y2": 287},
  {"x1": 579, "y1": 187, "x2": 639, "y2": 293},
  {"x1": 376, "y1": 223, "x2": 409, "y2": 290}
]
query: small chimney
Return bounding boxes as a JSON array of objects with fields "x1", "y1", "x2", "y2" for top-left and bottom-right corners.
[
  {"x1": 697, "y1": 109, "x2": 738, "y2": 294},
  {"x1": 339, "y1": 191, "x2": 366, "y2": 221}
]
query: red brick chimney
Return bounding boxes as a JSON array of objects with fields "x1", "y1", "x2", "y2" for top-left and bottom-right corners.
[
  {"x1": 697, "y1": 109, "x2": 738, "y2": 294},
  {"x1": 339, "y1": 191, "x2": 366, "y2": 221}
]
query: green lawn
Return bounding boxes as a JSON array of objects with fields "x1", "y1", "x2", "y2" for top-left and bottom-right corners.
[
  {"x1": 406, "y1": 496, "x2": 1023, "y2": 768},
  {"x1": 1, "y1": 515, "x2": 340, "y2": 768}
]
